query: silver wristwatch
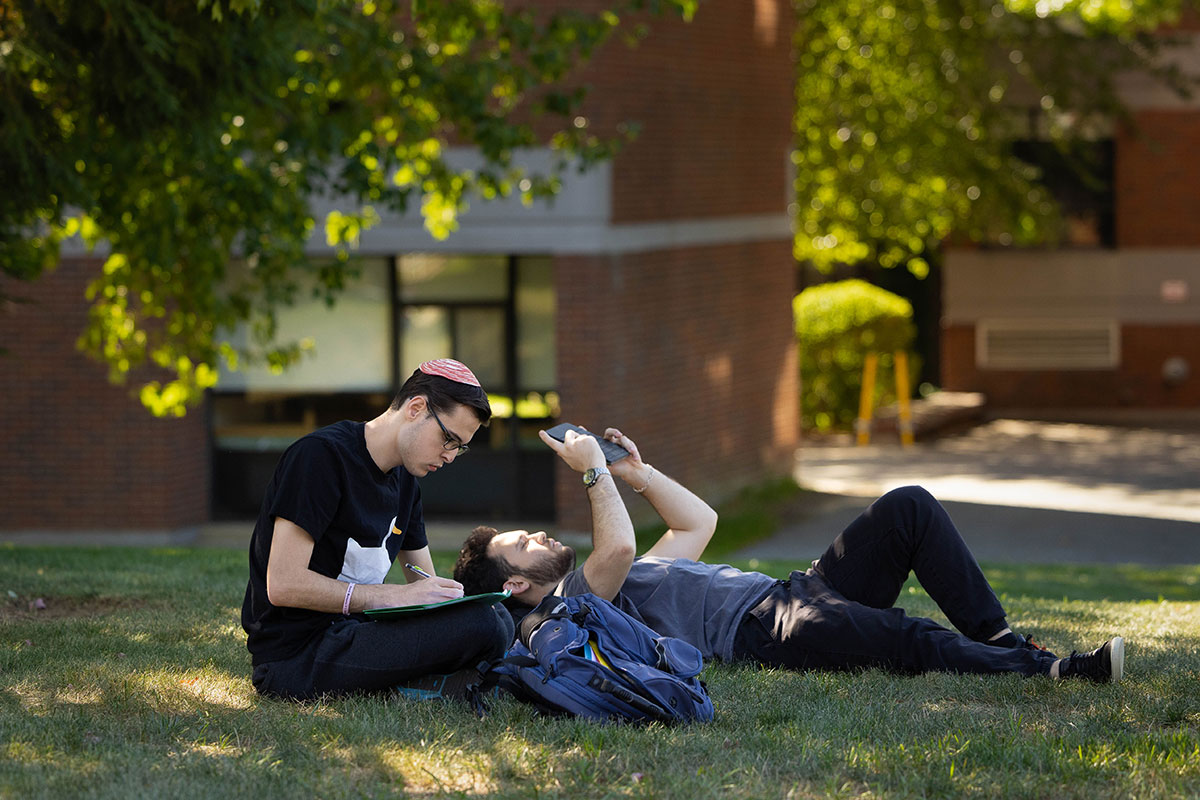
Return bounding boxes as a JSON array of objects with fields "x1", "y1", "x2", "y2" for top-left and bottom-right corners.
[{"x1": 582, "y1": 465, "x2": 611, "y2": 489}]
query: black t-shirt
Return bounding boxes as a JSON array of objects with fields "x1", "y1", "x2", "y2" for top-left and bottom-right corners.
[{"x1": 241, "y1": 421, "x2": 428, "y2": 665}]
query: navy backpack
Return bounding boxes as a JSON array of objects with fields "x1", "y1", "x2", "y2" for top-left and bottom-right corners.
[{"x1": 479, "y1": 593, "x2": 715, "y2": 724}]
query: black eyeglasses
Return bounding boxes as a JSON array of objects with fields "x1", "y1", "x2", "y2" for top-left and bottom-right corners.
[{"x1": 428, "y1": 406, "x2": 469, "y2": 455}]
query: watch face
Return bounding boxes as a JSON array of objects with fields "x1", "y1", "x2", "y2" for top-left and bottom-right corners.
[{"x1": 583, "y1": 465, "x2": 609, "y2": 487}]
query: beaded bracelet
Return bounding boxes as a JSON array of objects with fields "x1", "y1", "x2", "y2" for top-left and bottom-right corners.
[{"x1": 634, "y1": 465, "x2": 656, "y2": 494}]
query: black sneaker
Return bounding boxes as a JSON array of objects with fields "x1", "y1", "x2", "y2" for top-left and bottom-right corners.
[{"x1": 1057, "y1": 637, "x2": 1124, "y2": 683}]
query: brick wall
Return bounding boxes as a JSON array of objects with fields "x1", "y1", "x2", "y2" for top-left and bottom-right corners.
[
  {"x1": 573, "y1": 0, "x2": 795, "y2": 222},
  {"x1": 0, "y1": 260, "x2": 209, "y2": 531},
  {"x1": 544, "y1": 0, "x2": 798, "y2": 531},
  {"x1": 942, "y1": 323, "x2": 1200, "y2": 407},
  {"x1": 553, "y1": 240, "x2": 799, "y2": 532},
  {"x1": 1116, "y1": 110, "x2": 1200, "y2": 247}
]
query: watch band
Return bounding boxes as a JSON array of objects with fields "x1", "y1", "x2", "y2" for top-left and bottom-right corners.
[{"x1": 583, "y1": 465, "x2": 611, "y2": 488}]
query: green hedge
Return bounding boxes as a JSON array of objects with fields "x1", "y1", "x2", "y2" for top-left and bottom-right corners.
[{"x1": 794, "y1": 279, "x2": 917, "y2": 432}]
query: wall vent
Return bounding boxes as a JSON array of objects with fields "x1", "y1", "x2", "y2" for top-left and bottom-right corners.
[{"x1": 976, "y1": 319, "x2": 1120, "y2": 370}]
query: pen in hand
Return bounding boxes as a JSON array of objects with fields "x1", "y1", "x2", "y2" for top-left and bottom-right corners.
[{"x1": 404, "y1": 563, "x2": 467, "y2": 600}]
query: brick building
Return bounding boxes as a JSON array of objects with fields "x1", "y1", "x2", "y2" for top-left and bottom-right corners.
[
  {"x1": 1, "y1": 1, "x2": 800, "y2": 536},
  {"x1": 941, "y1": 27, "x2": 1200, "y2": 409}
]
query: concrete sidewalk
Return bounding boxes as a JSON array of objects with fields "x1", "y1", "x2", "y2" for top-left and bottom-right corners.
[{"x1": 735, "y1": 414, "x2": 1200, "y2": 567}]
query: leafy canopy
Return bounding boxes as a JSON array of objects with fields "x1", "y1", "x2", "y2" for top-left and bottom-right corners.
[
  {"x1": 1, "y1": 0, "x2": 694, "y2": 415},
  {"x1": 793, "y1": 0, "x2": 1195, "y2": 278}
]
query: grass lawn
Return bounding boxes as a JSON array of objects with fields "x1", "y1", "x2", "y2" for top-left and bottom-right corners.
[{"x1": 2, "y1": 543, "x2": 1198, "y2": 800}]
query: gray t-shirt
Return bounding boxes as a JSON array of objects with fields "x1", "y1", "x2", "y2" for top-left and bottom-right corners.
[{"x1": 557, "y1": 557, "x2": 777, "y2": 661}]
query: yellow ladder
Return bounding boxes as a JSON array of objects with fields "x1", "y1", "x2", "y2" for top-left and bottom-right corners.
[{"x1": 855, "y1": 350, "x2": 914, "y2": 446}]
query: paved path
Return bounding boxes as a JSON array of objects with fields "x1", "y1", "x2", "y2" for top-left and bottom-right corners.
[{"x1": 735, "y1": 416, "x2": 1200, "y2": 567}]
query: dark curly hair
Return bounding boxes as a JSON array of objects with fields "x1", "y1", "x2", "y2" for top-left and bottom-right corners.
[{"x1": 453, "y1": 526, "x2": 512, "y2": 596}]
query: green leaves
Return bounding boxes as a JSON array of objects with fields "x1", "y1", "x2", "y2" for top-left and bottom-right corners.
[
  {"x1": 793, "y1": 0, "x2": 1191, "y2": 277},
  {"x1": 2, "y1": 0, "x2": 693, "y2": 415}
]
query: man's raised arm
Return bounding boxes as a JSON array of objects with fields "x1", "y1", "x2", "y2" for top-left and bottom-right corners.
[
  {"x1": 537, "y1": 428, "x2": 635, "y2": 601},
  {"x1": 603, "y1": 428, "x2": 718, "y2": 562}
]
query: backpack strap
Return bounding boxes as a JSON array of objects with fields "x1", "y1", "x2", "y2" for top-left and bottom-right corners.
[
  {"x1": 477, "y1": 654, "x2": 675, "y2": 723},
  {"x1": 571, "y1": 601, "x2": 593, "y2": 627},
  {"x1": 493, "y1": 654, "x2": 539, "y2": 673},
  {"x1": 461, "y1": 658, "x2": 501, "y2": 718},
  {"x1": 517, "y1": 596, "x2": 574, "y2": 645},
  {"x1": 473, "y1": 647, "x2": 547, "y2": 716},
  {"x1": 587, "y1": 674, "x2": 675, "y2": 723}
]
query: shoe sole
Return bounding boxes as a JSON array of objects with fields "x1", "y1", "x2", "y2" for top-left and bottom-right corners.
[{"x1": 1108, "y1": 636, "x2": 1125, "y2": 682}]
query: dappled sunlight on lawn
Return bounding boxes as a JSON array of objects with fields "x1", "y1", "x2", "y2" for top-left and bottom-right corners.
[
  {"x1": 375, "y1": 743, "x2": 499, "y2": 796},
  {"x1": 2, "y1": 542, "x2": 1197, "y2": 799},
  {"x1": 168, "y1": 670, "x2": 256, "y2": 712},
  {"x1": 7, "y1": 680, "x2": 103, "y2": 714},
  {"x1": 8, "y1": 665, "x2": 259, "y2": 716},
  {"x1": 180, "y1": 741, "x2": 248, "y2": 760}
]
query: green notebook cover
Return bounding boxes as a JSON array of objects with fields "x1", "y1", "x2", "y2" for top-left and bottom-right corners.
[{"x1": 363, "y1": 589, "x2": 511, "y2": 619}]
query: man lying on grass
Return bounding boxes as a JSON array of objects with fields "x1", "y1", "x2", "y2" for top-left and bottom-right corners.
[{"x1": 455, "y1": 427, "x2": 1124, "y2": 683}]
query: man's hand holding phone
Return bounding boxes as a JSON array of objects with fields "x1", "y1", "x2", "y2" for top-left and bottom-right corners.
[
  {"x1": 543, "y1": 422, "x2": 630, "y2": 463},
  {"x1": 601, "y1": 428, "x2": 651, "y2": 487},
  {"x1": 542, "y1": 423, "x2": 654, "y2": 491},
  {"x1": 538, "y1": 426, "x2": 606, "y2": 473}
]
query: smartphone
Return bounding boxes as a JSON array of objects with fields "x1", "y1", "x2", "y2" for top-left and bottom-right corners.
[{"x1": 543, "y1": 423, "x2": 630, "y2": 463}]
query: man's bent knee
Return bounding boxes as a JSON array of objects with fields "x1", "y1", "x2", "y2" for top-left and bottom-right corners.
[{"x1": 877, "y1": 485, "x2": 937, "y2": 513}]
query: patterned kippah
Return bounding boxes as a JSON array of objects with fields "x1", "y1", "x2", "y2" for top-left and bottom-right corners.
[{"x1": 419, "y1": 359, "x2": 482, "y2": 387}]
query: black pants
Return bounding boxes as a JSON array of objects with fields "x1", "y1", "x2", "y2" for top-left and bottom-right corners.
[
  {"x1": 252, "y1": 603, "x2": 514, "y2": 700},
  {"x1": 731, "y1": 486, "x2": 1058, "y2": 677}
]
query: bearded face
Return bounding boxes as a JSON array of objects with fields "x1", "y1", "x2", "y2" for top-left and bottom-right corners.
[
  {"x1": 521, "y1": 543, "x2": 576, "y2": 585},
  {"x1": 488, "y1": 530, "x2": 577, "y2": 587}
]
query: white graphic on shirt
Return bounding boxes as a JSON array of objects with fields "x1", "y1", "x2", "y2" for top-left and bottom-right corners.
[{"x1": 337, "y1": 516, "x2": 397, "y2": 584}]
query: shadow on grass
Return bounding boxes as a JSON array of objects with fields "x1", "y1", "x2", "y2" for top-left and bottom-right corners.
[
  {"x1": 3, "y1": 541, "x2": 1199, "y2": 798},
  {"x1": 4, "y1": 622, "x2": 1199, "y2": 798}
]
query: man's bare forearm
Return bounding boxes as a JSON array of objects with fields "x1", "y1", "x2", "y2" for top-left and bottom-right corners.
[
  {"x1": 580, "y1": 473, "x2": 636, "y2": 599},
  {"x1": 625, "y1": 466, "x2": 718, "y2": 561},
  {"x1": 588, "y1": 474, "x2": 637, "y2": 558},
  {"x1": 629, "y1": 465, "x2": 716, "y2": 534},
  {"x1": 266, "y1": 518, "x2": 463, "y2": 611}
]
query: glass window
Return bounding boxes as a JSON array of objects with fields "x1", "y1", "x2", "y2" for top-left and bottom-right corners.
[
  {"x1": 515, "y1": 256, "x2": 556, "y2": 390},
  {"x1": 211, "y1": 251, "x2": 560, "y2": 520},
  {"x1": 401, "y1": 306, "x2": 452, "y2": 375},
  {"x1": 1011, "y1": 139, "x2": 1114, "y2": 248},
  {"x1": 398, "y1": 254, "x2": 508, "y2": 302},
  {"x1": 456, "y1": 308, "x2": 507, "y2": 388},
  {"x1": 218, "y1": 258, "x2": 391, "y2": 392}
]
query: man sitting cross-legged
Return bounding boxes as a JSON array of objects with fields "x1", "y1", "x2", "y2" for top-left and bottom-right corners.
[{"x1": 454, "y1": 426, "x2": 1124, "y2": 683}]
